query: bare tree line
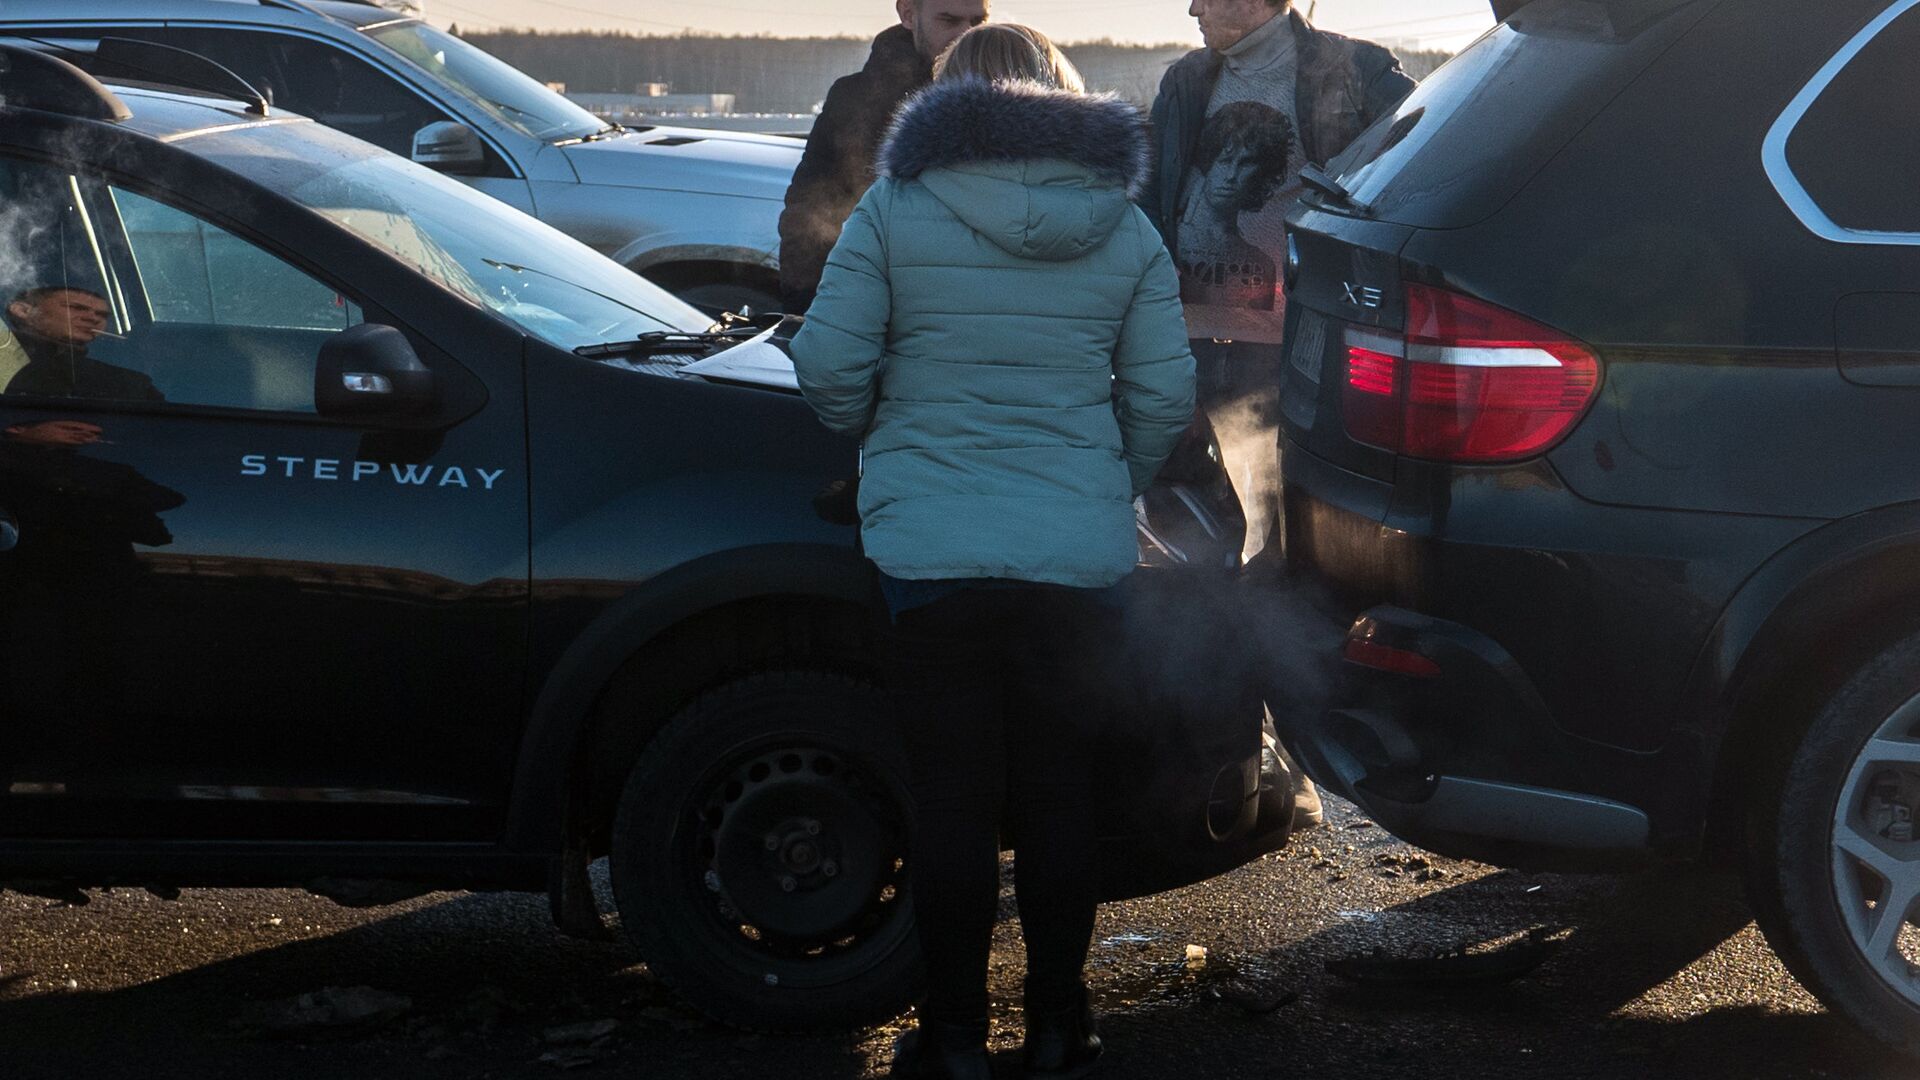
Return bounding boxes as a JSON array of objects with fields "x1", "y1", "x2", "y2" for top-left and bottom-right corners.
[{"x1": 456, "y1": 29, "x2": 1452, "y2": 114}]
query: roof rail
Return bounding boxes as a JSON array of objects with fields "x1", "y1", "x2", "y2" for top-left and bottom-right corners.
[
  {"x1": 259, "y1": 0, "x2": 392, "y2": 12},
  {"x1": 0, "y1": 43, "x2": 132, "y2": 122},
  {"x1": 92, "y1": 36, "x2": 270, "y2": 116}
]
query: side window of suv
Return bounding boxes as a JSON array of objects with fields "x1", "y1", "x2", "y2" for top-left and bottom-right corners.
[
  {"x1": 1781, "y1": 7, "x2": 1920, "y2": 235},
  {"x1": 108, "y1": 27, "x2": 456, "y2": 159},
  {"x1": 0, "y1": 154, "x2": 362, "y2": 412}
]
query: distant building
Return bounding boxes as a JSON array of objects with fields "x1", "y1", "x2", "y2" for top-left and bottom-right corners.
[{"x1": 567, "y1": 85, "x2": 737, "y2": 121}]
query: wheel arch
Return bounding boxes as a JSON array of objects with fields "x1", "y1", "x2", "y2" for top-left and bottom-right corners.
[
  {"x1": 1698, "y1": 503, "x2": 1920, "y2": 860},
  {"x1": 504, "y1": 543, "x2": 879, "y2": 854},
  {"x1": 639, "y1": 257, "x2": 781, "y2": 295}
]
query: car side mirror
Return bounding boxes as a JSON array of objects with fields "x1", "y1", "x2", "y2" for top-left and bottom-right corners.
[
  {"x1": 411, "y1": 121, "x2": 485, "y2": 175},
  {"x1": 315, "y1": 324, "x2": 436, "y2": 418}
]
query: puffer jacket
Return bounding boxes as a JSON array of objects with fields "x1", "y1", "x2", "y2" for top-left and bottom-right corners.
[{"x1": 790, "y1": 78, "x2": 1196, "y2": 589}]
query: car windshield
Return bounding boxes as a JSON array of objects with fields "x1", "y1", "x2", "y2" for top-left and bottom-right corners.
[
  {"x1": 364, "y1": 21, "x2": 607, "y2": 143},
  {"x1": 196, "y1": 122, "x2": 710, "y2": 346}
]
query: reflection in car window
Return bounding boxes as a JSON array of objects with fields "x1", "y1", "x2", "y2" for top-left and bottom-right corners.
[
  {"x1": 1328, "y1": 27, "x2": 1524, "y2": 210},
  {"x1": 112, "y1": 188, "x2": 360, "y2": 333},
  {"x1": 0, "y1": 156, "x2": 162, "y2": 404},
  {"x1": 192, "y1": 122, "x2": 710, "y2": 348},
  {"x1": 0, "y1": 154, "x2": 363, "y2": 412},
  {"x1": 365, "y1": 22, "x2": 605, "y2": 144},
  {"x1": 99, "y1": 27, "x2": 455, "y2": 160}
]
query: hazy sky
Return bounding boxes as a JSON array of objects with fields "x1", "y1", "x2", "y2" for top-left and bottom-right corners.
[{"x1": 424, "y1": 1, "x2": 1497, "y2": 51}]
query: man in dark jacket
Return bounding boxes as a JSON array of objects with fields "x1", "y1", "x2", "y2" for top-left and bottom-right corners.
[
  {"x1": 776, "y1": 0, "x2": 988, "y2": 313},
  {"x1": 1140, "y1": 0, "x2": 1412, "y2": 527},
  {"x1": 2, "y1": 286, "x2": 163, "y2": 402},
  {"x1": 1142, "y1": 2, "x2": 1414, "y2": 260},
  {"x1": 1146, "y1": 1, "x2": 1412, "y2": 830}
]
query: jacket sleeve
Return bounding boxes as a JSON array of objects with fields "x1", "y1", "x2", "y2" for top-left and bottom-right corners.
[
  {"x1": 1360, "y1": 48, "x2": 1417, "y2": 130},
  {"x1": 1112, "y1": 235, "x2": 1197, "y2": 496},
  {"x1": 790, "y1": 183, "x2": 892, "y2": 438},
  {"x1": 777, "y1": 74, "x2": 866, "y2": 312},
  {"x1": 1136, "y1": 63, "x2": 1180, "y2": 246}
]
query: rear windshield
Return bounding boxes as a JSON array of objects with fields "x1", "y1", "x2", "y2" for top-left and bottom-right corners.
[{"x1": 1325, "y1": 0, "x2": 1715, "y2": 229}]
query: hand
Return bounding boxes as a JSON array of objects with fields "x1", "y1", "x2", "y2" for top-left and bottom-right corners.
[{"x1": 5, "y1": 420, "x2": 106, "y2": 447}]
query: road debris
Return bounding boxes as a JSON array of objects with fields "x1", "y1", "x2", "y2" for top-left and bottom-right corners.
[
  {"x1": 1205, "y1": 979, "x2": 1299, "y2": 1016},
  {"x1": 543, "y1": 1019, "x2": 621, "y2": 1045},
  {"x1": 1185, "y1": 944, "x2": 1210, "y2": 969},
  {"x1": 638, "y1": 1005, "x2": 705, "y2": 1032},
  {"x1": 243, "y1": 985, "x2": 414, "y2": 1035},
  {"x1": 538, "y1": 1047, "x2": 603, "y2": 1070}
]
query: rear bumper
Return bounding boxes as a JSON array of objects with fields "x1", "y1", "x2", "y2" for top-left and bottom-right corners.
[
  {"x1": 1289, "y1": 604, "x2": 1654, "y2": 868},
  {"x1": 1277, "y1": 440, "x2": 1819, "y2": 869}
]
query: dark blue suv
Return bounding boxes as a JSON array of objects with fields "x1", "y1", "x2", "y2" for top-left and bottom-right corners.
[{"x1": 1281, "y1": 0, "x2": 1920, "y2": 1053}]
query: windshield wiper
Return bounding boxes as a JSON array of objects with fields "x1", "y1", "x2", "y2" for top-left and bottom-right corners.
[
  {"x1": 1300, "y1": 163, "x2": 1372, "y2": 216},
  {"x1": 574, "y1": 327, "x2": 764, "y2": 360}
]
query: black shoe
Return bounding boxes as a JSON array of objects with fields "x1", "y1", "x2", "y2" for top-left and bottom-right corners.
[
  {"x1": 889, "y1": 1017, "x2": 991, "y2": 1080},
  {"x1": 1023, "y1": 991, "x2": 1102, "y2": 1079}
]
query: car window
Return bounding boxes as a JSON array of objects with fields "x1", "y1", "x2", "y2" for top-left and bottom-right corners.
[
  {"x1": 1780, "y1": 4, "x2": 1920, "y2": 236},
  {"x1": 0, "y1": 154, "x2": 362, "y2": 413},
  {"x1": 189, "y1": 120, "x2": 711, "y2": 345},
  {"x1": 364, "y1": 22, "x2": 605, "y2": 143},
  {"x1": 101, "y1": 26, "x2": 456, "y2": 159},
  {"x1": 112, "y1": 188, "x2": 359, "y2": 333}
]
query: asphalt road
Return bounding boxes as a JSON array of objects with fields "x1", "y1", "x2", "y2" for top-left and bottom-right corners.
[{"x1": 1, "y1": 798, "x2": 1911, "y2": 1080}]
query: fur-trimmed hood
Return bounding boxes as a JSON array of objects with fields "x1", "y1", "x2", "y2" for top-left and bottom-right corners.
[
  {"x1": 880, "y1": 77, "x2": 1150, "y2": 195},
  {"x1": 877, "y1": 78, "x2": 1150, "y2": 262}
]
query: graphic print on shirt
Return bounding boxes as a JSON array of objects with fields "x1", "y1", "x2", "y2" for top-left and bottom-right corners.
[{"x1": 1178, "y1": 102, "x2": 1296, "y2": 314}]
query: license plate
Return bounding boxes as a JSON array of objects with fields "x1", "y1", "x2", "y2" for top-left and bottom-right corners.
[{"x1": 1289, "y1": 309, "x2": 1328, "y2": 385}]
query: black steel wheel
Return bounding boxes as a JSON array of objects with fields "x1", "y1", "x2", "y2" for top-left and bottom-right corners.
[{"x1": 610, "y1": 670, "x2": 921, "y2": 1031}]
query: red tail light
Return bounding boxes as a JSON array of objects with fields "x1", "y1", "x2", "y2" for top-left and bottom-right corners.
[
  {"x1": 1342, "y1": 637, "x2": 1441, "y2": 678},
  {"x1": 1342, "y1": 284, "x2": 1601, "y2": 463}
]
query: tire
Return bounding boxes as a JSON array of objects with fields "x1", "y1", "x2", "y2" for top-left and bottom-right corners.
[
  {"x1": 610, "y1": 670, "x2": 922, "y2": 1031},
  {"x1": 673, "y1": 281, "x2": 783, "y2": 320},
  {"x1": 1748, "y1": 631, "x2": 1920, "y2": 1056}
]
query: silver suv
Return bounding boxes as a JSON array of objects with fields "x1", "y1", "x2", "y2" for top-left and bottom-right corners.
[{"x1": 1, "y1": 0, "x2": 801, "y2": 315}]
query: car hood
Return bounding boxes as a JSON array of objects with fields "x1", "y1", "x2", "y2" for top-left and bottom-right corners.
[{"x1": 562, "y1": 126, "x2": 801, "y2": 201}]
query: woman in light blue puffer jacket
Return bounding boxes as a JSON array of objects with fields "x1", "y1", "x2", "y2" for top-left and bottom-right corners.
[{"x1": 791, "y1": 24, "x2": 1196, "y2": 1080}]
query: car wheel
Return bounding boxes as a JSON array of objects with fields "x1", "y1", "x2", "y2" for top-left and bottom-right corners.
[
  {"x1": 610, "y1": 670, "x2": 921, "y2": 1031},
  {"x1": 674, "y1": 281, "x2": 783, "y2": 320},
  {"x1": 1750, "y1": 633, "x2": 1920, "y2": 1055}
]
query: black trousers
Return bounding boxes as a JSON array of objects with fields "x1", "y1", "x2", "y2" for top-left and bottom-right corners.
[{"x1": 884, "y1": 583, "x2": 1109, "y2": 1021}]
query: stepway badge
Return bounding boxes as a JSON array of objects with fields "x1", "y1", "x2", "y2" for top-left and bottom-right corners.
[{"x1": 241, "y1": 455, "x2": 506, "y2": 490}]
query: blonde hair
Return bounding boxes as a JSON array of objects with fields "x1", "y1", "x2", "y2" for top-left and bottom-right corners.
[{"x1": 934, "y1": 24, "x2": 1086, "y2": 94}]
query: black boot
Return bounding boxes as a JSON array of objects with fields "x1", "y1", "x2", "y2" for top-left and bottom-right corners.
[
  {"x1": 1022, "y1": 989, "x2": 1102, "y2": 1079},
  {"x1": 889, "y1": 1016, "x2": 991, "y2": 1080}
]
